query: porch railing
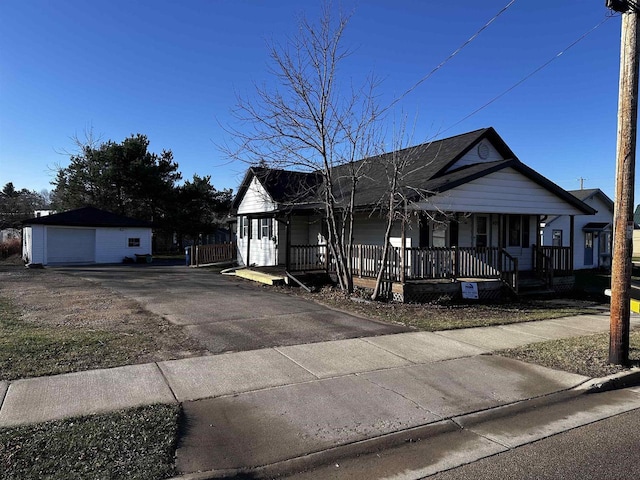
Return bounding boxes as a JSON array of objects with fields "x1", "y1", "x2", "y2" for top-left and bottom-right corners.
[
  {"x1": 289, "y1": 244, "x2": 328, "y2": 271},
  {"x1": 533, "y1": 245, "x2": 572, "y2": 285},
  {"x1": 289, "y1": 244, "x2": 519, "y2": 291},
  {"x1": 189, "y1": 242, "x2": 237, "y2": 267}
]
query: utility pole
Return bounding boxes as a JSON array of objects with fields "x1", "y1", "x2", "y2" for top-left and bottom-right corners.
[{"x1": 607, "y1": 0, "x2": 639, "y2": 365}]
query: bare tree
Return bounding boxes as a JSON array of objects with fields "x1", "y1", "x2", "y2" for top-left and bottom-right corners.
[
  {"x1": 367, "y1": 118, "x2": 449, "y2": 301},
  {"x1": 224, "y1": 3, "x2": 383, "y2": 293}
]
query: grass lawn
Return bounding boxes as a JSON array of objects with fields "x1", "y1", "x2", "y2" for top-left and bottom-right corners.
[
  {"x1": 0, "y1": 297, "x2": 158, "y2": 381},
  {"x1": 499, "y1": 329, "x2": 640, "y2": 378},
  {"x1": 0, "y1": 404, "x2": 179, "y2": 480},
  {"x1": 303, "y1": 288, "x2": 605, "y2": 331}
]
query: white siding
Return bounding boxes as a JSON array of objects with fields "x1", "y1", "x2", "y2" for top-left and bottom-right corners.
[
  {"x1": 22, "y1": 226, "x2": 33, "y2": 263},
  {"x1": 445, "y1": 140, "x2": 503, "y2": 171},
  {"x1": 237, "y1": 177, "x2": 277, "y2": 214},
  {"x1": 416, "y1": 167, "x2": 585, "y2": 216},
  {"x1": 23, "y1": 225, "x2": 151, "y2": 265},
  {"x1": 95, "y1": 227, "x2": 152, "y2": 264},
  {"x1": 542, "y1": 193, "x2": 612, "y2": 270},
  {"x1": 24, "y1": 225, "x2": 45, "y2": 264},
  {"x1": 237, "y1": 217, "x2": 278, "y2": 266},
  {"x1": 350, "y1": 214, "x2": 418, "y2": 246}
]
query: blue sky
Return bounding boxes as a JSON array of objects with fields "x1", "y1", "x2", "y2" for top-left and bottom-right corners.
[{"x1": 0, "y1": 0, "x2": 627, "y2": 202}]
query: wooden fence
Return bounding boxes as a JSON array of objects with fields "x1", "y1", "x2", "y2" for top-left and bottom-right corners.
[{"x1": 189, "y1": 242, "x2": 236, "y2": 267}]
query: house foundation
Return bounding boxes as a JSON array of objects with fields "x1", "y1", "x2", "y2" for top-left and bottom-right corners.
[{"x1": 353, "y1": 277, "x2": 504, "y2": 303}]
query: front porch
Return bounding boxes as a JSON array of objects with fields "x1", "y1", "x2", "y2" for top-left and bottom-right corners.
[{"x1": 287, "y1": 243, "x2": 574, "y2": 302}]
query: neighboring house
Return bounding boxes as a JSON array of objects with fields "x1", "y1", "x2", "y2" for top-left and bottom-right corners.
[
  {"x1": 542, "y1": 189, "x2": 614, "y2": 270},
  {"x1": 34, "y1": 209, "x2": 55, "y2": 218},
  {"x1": 22, "y1": 206, "x2": 152, "y2": 266},
  {"x1": 232, "y1": 127, "x2": 595, "y2": 300}
]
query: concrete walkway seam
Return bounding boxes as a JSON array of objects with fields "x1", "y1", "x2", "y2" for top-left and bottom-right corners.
[
  {"x1": 272, "y1": 347, "x2": 323, "y2": 380},
  {"x1": 153, "y1": 362, "x2": 180, "y2": 404},
  {"x1": 0, "y1": 382, "x2": 8, "y2": 413}
]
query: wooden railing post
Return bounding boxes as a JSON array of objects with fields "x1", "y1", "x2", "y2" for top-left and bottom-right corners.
[{"x1": 453, "y1": 246, "x2": 459, "y2": 279}]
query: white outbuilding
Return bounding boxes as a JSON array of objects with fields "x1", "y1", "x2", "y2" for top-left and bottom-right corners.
[{"x1": 22, "y1": 206, "x2": 153, "y2": 266}]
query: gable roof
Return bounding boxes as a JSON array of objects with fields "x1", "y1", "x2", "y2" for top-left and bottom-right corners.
[
  {"x1": 232, "y1": 166, "x2": 322, "y2": 210},
  {"x1": 567, "y1": 188, "x2": 614, "y2": 212},
  {"x1": 233, "y1": 127, "x2": 596, "y2": 215},
  {"x1": 23, "y1": 206, "x2": 153, "y2": 228}
]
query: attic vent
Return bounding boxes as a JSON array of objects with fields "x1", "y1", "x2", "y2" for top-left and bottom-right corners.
[{"x1": 477, "y1": 143, "x2": 490, "y2": 160}]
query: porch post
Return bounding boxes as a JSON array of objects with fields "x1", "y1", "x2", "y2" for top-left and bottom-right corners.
[
  {"x1": 285, "y1": 214, "x2": 291, "y2": 271},
  {"x1": 246, "y1": 215, "x2": 252, "y2": 267},
  {"x1": 536, "y1": 215, "x2": 542, "y2": 248},
  {"x1": 569, "y1": 215, "x2": 575, "y2": 272},
  {"x1": 400, "y1": 207, "x2": 406, "y2": 284}
]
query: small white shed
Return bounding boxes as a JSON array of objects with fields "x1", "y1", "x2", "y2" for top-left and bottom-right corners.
[{"x1": 22, "y1": 206, "x2": 153, "y2": 266}]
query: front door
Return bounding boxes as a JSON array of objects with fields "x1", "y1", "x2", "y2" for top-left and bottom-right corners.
[
  {"x1": 584, "y1": 232, "x2": 594, "y2": 266},
  {"x1": 475, "y1": 215, "x2": 488, "y2": 247},
  {"x1": 258, "y1": 218, "x2": 277, "y2": 265}
]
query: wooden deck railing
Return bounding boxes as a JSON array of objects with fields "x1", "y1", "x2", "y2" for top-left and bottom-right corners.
[
  {"x1": 288, "y1": 244, "x2": 328, "y2": 271},
  {"x1": 533, "y1": 246, "x2": 572, "y2": 282},
  {"x1": 189, "y1": 242, "x2": 236, "y2": 267},
  {"x1": 289, "y1": 244, "x2": 520, "y2": 291}
]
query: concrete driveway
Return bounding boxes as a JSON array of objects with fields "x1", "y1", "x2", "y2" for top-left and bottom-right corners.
[{"x1": 57, "y1": 264, "x2": 410, "y2": 353}]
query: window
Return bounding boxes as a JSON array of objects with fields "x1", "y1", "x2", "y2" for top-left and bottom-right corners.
[
  {"x1": 239, "y1": 216, "x2": 249, "y2": 239},
  {"x1": 552, "y1": 229, "x2": 563, "y2": 247},
  {"x1": 505, "y1": 215, "x2": 530, "y2": 247},
  {"x1": 432, "y1": 223, "x2": 447, "y2": 247},
  {"x1": 599, "y1": 232, "x2": 611, "y2": 254},
  {"x1": 259, "y1": 218, "x2": 272, "y2": 239},
  {"x1": 128, "y1": 238, "x2": 140, "y2": 247}
]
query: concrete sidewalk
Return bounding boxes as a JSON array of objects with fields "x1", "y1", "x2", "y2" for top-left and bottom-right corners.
[{"x1": 1, "y1": 312, "x2": 639, "y2": 478}]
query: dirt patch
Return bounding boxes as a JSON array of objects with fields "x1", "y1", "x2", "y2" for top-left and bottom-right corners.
[{"x1": 0, "y1": 265, "x2": 209, "y2": 366}]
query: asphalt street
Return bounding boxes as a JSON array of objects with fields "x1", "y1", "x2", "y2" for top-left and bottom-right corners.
[
  {"x1": 57, "y1": 264, "x2": 409, "y2": 353},
  {"x1": 281, "y1": 387, "x2": 640, "y2": 480},
  {"x1": 428, "y1": 408, "x2": 640, "y2": 480}
]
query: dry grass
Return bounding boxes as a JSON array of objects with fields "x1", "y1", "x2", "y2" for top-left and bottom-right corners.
[
  {"x1": 0, "y1": 265, "x2": 208, "y2": 380},
  {"x1": 498, "y1": 330, "x2": 640, "y2": 378},
  {"x1": 296, "y1": 286, "x2": 607, "y2": 332}
]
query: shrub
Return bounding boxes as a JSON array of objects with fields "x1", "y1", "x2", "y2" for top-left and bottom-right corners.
[{"x1": 0, "y1": 238, "x2": 21, "y2": 259}]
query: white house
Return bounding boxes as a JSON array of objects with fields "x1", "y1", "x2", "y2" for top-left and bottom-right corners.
[
  {"x1": 542, "y1": 188, "x2": 614, "y2": 270},
  {"x1": 232, "y1": 127, "x2": 596, "y2": 298},
  {"x1": 22, "y1": 206, "x2": 153, "y2": 266}
]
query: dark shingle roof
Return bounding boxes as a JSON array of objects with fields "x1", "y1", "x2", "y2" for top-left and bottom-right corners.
[
  {"x1": 23, "y1": 206, "x2": 153, "y2": 228},
  {"x1": 232, "y1": 167, "x2": 322, "y2": 211},
  {"x1": 233, "y1": 127, "x2": 596, "y2": 215},
  {"x1": 567, "y1": 189, "x2": 614, "y2": 212}
]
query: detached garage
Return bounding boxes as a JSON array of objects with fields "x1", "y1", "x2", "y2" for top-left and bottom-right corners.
[{"x1": 22, "y1": 206, "x2": 153, "y2": 266}]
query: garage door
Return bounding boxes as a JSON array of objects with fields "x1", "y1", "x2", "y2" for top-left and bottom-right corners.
[{"x1": 47, "y1": 227, "x2": 96, "y2": 264}]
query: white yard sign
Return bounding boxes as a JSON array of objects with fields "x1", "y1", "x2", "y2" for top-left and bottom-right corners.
[{"x1": 461, "y1": 282, "x2": 479, "y2": 300}]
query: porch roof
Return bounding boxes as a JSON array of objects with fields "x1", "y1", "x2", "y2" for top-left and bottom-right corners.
[{"x1": 582, "y1": 222, "x2": 611, "y2": 231}]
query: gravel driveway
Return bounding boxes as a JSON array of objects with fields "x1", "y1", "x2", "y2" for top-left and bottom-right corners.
[{"x1": 58, "y1": 264, "x2": 410, "y2": 353}]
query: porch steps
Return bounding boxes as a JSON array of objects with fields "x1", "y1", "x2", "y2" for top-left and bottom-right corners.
[
  {"x1": 235, "y1": 268, "x2": 286, "y2": 286},
  {"x1": 518, "y1": 277, "x2": 555, "y2": 298}
]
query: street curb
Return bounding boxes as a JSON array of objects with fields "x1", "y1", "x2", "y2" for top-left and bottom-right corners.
[
  {"x1": 169, "y1": 372, "x2": 640, "y2": 480},
  {"x1": 168, "y1": 420, "x2": 460, "y2": 480},
  {"x1": 452, "y1": 388, "x2": 585, "y2": 429},
  {"x1": 579, "y1": 367, "x2": 640, "y2": 393}
]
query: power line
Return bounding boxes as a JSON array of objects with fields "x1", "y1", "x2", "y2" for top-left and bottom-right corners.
[
  {"x1": 384, "y1": 0, "x2": 518, "y2": 113},
  {"x1": 439, "y1": 15, "x2": 613, "y2": 136}
]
